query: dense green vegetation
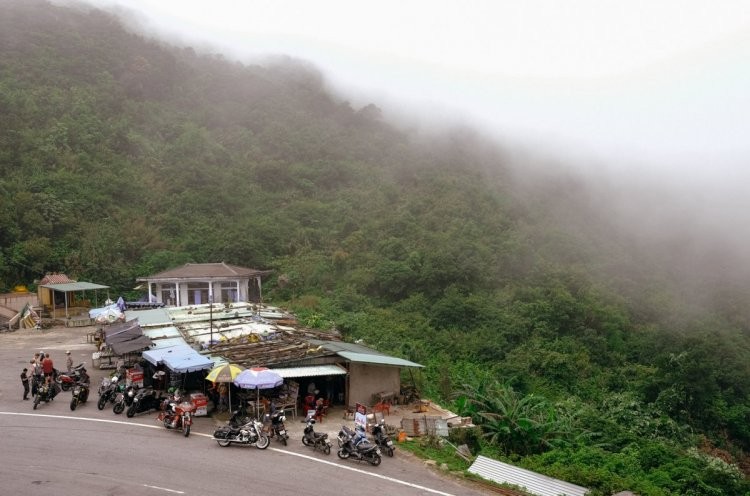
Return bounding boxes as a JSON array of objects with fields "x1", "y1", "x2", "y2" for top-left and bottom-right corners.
[{"x1": 2, "y1": 1, "x2": 750, "y2": 493}]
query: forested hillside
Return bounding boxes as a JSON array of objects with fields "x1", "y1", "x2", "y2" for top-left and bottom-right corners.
[{"x1": 2, "y1": 1, "x2": 750, "y2": 494}]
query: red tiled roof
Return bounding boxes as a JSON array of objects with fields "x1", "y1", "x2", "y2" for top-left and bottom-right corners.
[{"x1": 39, "y1": 273, "x2": 75, "y2": 285}]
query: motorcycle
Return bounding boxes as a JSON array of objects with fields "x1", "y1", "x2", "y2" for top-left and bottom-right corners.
[
  {"x1": 263, "y1": 410, "x2": 289, "y2": 446},
  {"x1": 302, "y1": 418, "x2": 332, "y2": 455},
  {"x1": 55, "y1": 363, "x2": 86, "y2": 392},
  {"x1": 337, "y1": 425, "x2": 382, "y2": 466},
  {"x1": 112, "y1": 384, "x2": 137, "y2": 414},
  {"x1": 97, "y1": 376, "x2": 123, "y2": 410},
  {"x1": 371, "y1": 419, "x2": 395, "y2": 457},
  {"x1": 32, "y1": 380, "x2": 56, "y2": 410},
  {"x1": 69, "y1": 381, "x2": 90, "y2": 411},
  {"x1": 213, "y1": 417, "x2": 270, "y2": 449},
  {"x1": 156, "y1": 398, "x2": 195, "y2": 437},
  {"x1": 126, "y1": 387, "x2": 163, "y2": 417}
]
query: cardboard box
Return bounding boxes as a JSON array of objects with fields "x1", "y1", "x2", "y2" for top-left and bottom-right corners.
[{"x1": 126, "y1": 368, "x2": 144, "y2": 388}]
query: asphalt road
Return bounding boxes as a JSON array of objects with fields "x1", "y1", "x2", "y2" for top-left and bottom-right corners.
[{"x1": 0, "y1": 326, "x2": 489, "y2": 496}]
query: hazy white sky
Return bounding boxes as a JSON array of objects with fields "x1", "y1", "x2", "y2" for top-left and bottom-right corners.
[{"x1": 84, "y1": 0, "x2": 750, "y2": 175}]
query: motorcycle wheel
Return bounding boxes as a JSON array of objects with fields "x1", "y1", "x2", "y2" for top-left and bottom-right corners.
[
  {"x1": 97, "y1": 396, "x2": 107, "y2": 410},
  {"x1": 302, "y1": 435, "x2": 311, "y2": 446},
  {"x1": 369, "y1": 453, "x2": 382, "y2": 466},
  {"x1": 280, "y1": 436, "x2": 287, "y2": 446},
  {"x1": 126, "y1": 406, "x2": 136, "y2": 418},
  {"x1": 61, "y1": 382, "x2": 71, "y2": 392},
  {"x1": 163, "y1": 417, "x2": 172, "y2": 429},
  {"x1": 113, "y1": 402, "x2": 124, "y2": 414},
  {"x1": 323, "y1": 444, "x2": 331, "y2": 455},
  {"x1": 387, "y1": 447, "x2": 394, "y2": 457},
  {"x1": 183, "y1": 424, "x2": 190, "y2": 437},
  {"x1": 217, "y1": 439, "x2": 231, "y2": 447},
  {"x1": 337, "y1": 449, "x2": 350, "y2": 459},
  {"x1": 33, "y1": 396, "x2": 40, "y2": 410},
  {"x1": 70, "y1": 399, "x2": 77, "y2": 411},
  {"x1": 255, "y1": 435, "x2": 270, "y2": 450}
]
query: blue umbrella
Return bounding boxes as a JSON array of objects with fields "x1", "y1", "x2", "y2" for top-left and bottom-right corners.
[{"x1": 233, "y1": 367, "x2": 283, "y2": 416}]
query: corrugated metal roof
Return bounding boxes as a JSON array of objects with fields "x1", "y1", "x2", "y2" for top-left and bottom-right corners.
[
  {"x1": 142, "y1": 326, "x2": 182, "y2": 340},
  {"x1": 337, "y1": 351, "x2": 423, "y2": 368},
  {"x1": 41, "y1": 282, "x2": 109, "y2": 291},
  {"x1": 468, "y1": 456, "x2": 588, "y2": 496},
  {"x1": 313, "y1": 340, "x2": 387, "y2": 355},
  {"x1": 125, "y1": 308, "x2": 172, "y2": 326},
  {"x1": 271, "y1": 364, "x2": 347, "y2": 378}
]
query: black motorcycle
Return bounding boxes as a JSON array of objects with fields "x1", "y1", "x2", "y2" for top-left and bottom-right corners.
[
  {"x1": 213, "y1": 418, "x2": 270, "y2": 449},
  {"x1": 337, "y1": 425, "x2": 382, "y2": 466},
  {"x1": 112, "y1": 384, "x2": 137, "y2": 414},
  {"x1": 263, "y1": 410, "x2": 289, "y2": 446},
  {"x1": 33, "y1": 381, "x2": 56, "y2": 410},
  {"x1": 302, "y1": 418, "x2": 332, "y2": 455},
  {"x1": 126, "y1": 388, "x2": 163, "y2": 417},
  {"x1": 70, "y1": 381, "x2": 90, "y2": 411},
  {"x1": 371, "y1": 419, "x2": 395, "y2": 457},
  {"x1": 97, "y1": 377, "x2": 123, "y2": 410}
]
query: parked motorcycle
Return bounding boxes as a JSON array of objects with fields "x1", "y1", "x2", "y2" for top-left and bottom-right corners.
[
  {"x1": 156, "y1": 398, "x2": 195, "y2": 437},
  {"x1": 55, "y1": 364, "x2": 86, "y2": 392},
  {"x1": 69, "y1": 381, "x2": 90, "y2": 411},
  {"x1": 97, "y1": 376, "x2": 123, "y2": 410},
  {"x1": 302, "y1": 418, "x2": 332, "y2": 455},
  {"x1": 32, "y1": 381, "x2": 56, "y2": 410},
  {"x1": 337, "y1": 425, "x2": 382, "y2": 466},
  {"x1": 112, "y1": 384, "x2": 137, "y2": 414},
  {"x1": 371, "y1": 419, "x2": 395, "y2": 457},
  {"x1": 263, "y1": 410, "x2": 289, "y2": 446},
  {"x1": 213, "y1": 417, "x2": 270, "y2": 448},
  {"x1": 126, "y1": 387, "x2": 163, "y2": 417}
]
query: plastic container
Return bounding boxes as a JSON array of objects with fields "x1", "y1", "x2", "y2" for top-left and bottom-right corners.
[{"x1": 397, "y1": 430, "x2": 407, "y2": 443}]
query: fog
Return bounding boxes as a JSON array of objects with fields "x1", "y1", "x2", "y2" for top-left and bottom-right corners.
[{"x1": 69, "y1": 0, "x2": 750, "y2": 280}]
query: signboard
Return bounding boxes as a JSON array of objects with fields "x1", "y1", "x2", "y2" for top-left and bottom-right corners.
[{"x1": 354, "y1": 402, "x2": 367, "y2": 428}]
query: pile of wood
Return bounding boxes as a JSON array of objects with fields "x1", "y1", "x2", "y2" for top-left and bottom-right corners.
[{"x1": 207, "y1": 334, "x2": 329, "y2": 367}]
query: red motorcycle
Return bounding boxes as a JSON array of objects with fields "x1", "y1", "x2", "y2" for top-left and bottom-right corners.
[{"x1": 156, "y1": 395, "x2": 195, "y2": 437}]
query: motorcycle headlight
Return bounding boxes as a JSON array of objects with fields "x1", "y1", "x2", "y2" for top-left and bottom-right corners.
[{"x1": 128, "y1": 390, "x2": 134, "y2": 397}]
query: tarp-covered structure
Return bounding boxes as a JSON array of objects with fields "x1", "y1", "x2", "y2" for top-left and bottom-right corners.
[
  {"x1": 103, "y1": 320, "x2": 153, "y2": 355},
  {"x1": 142, "y1": 344, "x2": 213, "y2": 373}
]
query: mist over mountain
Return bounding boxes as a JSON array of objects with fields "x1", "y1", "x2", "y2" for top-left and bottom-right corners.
[{"x1": 2, "y1": 1, "x2": 750, "y2": 492}]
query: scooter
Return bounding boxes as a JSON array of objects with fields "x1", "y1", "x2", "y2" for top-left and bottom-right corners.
[
  {"x1": 263, "y1": 410, "x2": 289, "y2": 446},
  {"x1": 302, "y1": 418, "x2": 332, "y2": 455},
  {"x1": 337, "y1": 425, "x2": 382, "y2": 466},
  {"x1": 371, "y1": 419, "x2": 395, "y2": 457},
  {"x1": 156, "y1": 398, "x2": 195, "y2": 437},
  {"x1": 213, "y1": 418, "x2": 270, "y2": 448}
]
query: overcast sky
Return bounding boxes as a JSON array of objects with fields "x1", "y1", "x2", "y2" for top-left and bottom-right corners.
[{"x1": 81, "y1": 0, "x2": 750, "y2": 180}]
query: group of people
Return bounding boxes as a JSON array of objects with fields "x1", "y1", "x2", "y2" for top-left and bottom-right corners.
[{"x1": 20, "y1": 349, "x2": 85, "y2": 401}]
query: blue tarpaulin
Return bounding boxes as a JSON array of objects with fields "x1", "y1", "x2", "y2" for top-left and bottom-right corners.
[{"x1": 142, "y1": 344, "x2": 212, "y2": 373}]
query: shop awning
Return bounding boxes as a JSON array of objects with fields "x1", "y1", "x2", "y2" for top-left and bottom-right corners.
[
  {"x1": 271, "y1": 364, "x2": 348, "y2": 378},
  {"x1": 142, "y1": 344, "x2": 212, "y2": 373},
  {"x1": 104, "y1": 320, "x2": 153, "y2": 355}
]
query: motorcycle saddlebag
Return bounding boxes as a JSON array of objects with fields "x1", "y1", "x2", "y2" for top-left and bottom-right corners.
[{"x1": 213, "y1": 426, "x2": 231, "y2": 439}]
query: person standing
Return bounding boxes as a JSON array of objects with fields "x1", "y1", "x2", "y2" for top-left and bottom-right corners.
[
  {"x1": 42, "y1": 353, "x2": 54, "y2": 379},
  {"x1": 21, "y1": 368, "x2": 30, "y2": 400},
  {"x1": 30, "y1": 359, "x2": 42, "y2": 396},
  {"x1": 65, "y1": 351, "x2": 73, "y2": 373}
]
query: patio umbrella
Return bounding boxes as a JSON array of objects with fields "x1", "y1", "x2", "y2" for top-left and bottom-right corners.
[
  {"x1": 233, "y1": 367, "x2": 283, "y2": 417},
  {"x1": 205, "y1": 363, "x2": 244, "y2": 412}
]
